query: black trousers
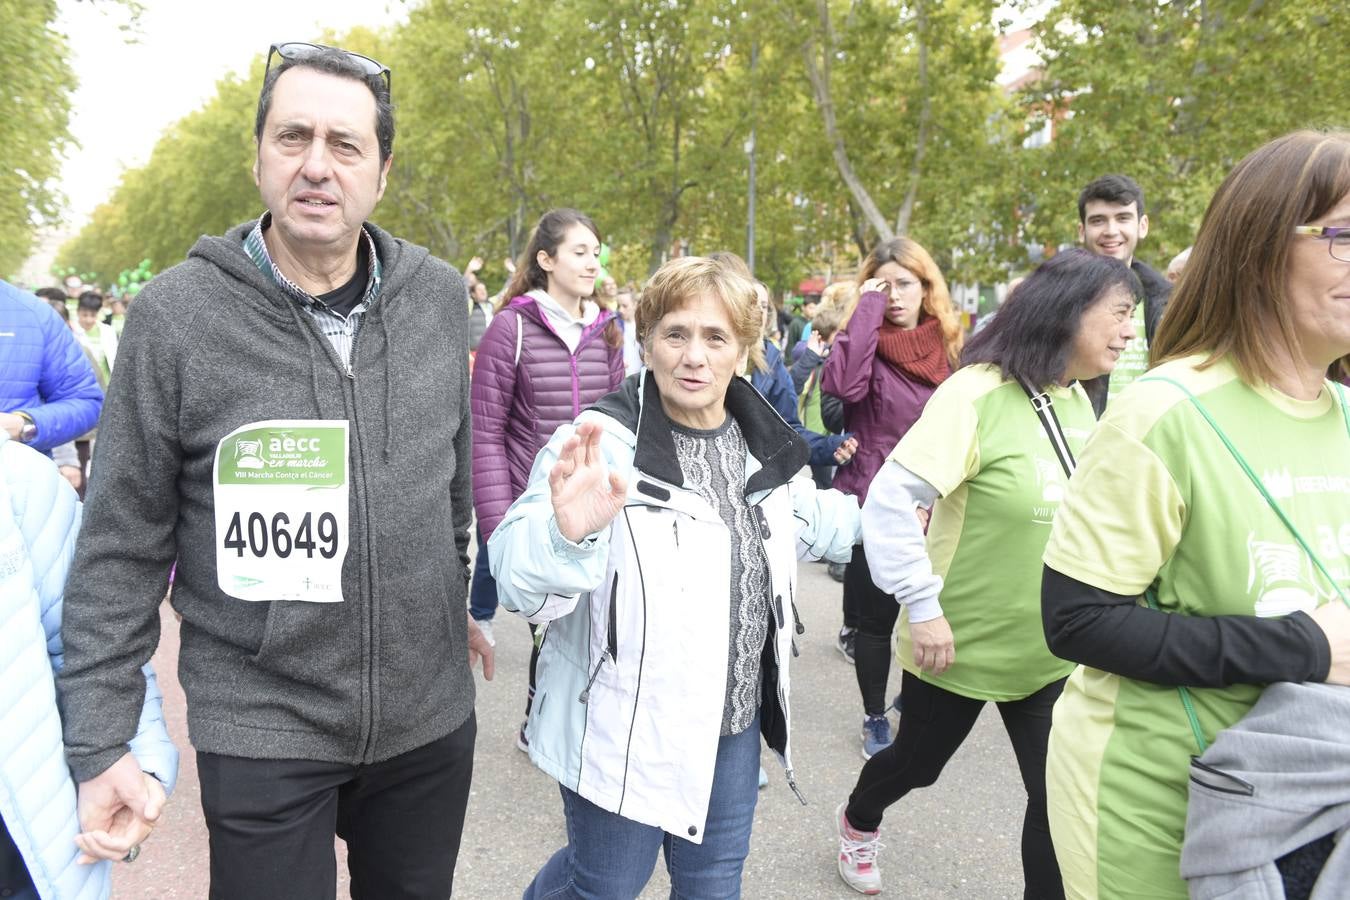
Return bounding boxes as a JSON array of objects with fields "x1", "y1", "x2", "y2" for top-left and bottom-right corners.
[
  {"x1": 847, "y1": 672, "x2": 1066, "y2": 900},
  {"x1": 846, "y1": 544, "x2": 900, "y2": 716},
  {"x1": 198, "y1": 712, "x2": 476, "y2": 900}
]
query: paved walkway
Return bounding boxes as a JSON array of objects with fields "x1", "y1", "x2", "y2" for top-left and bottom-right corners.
[{"x1": 114, "y1": 556, "x2": 1025, "y2": 898}]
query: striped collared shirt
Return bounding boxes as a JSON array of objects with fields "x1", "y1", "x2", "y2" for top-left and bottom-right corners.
[{"x1": 242, "y1": 213, "x2": 382, "y2": 370}]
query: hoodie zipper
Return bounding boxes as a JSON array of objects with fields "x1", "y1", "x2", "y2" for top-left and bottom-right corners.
[{"x1": 340, "y1": 314, "x2": 378, "y2": 761}]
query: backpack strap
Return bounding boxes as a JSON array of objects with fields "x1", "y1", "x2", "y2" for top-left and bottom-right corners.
[{"x1": 1017, "y1": 378, "x2": 1077, "y2": 478}]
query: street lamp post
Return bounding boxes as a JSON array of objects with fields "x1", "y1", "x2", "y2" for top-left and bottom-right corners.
[{"x1": 745, "y1": 129, "x2": 756, "y2": 276}]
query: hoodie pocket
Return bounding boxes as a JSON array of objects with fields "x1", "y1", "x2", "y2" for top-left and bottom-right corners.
[{"x1": 229, "y1": 598, "x2": 359, "y2": 736}]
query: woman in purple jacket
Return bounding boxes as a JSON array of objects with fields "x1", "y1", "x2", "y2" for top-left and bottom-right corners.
[
  {"x1": 821, "y1": 237, "x2": 964, "y2": 760},
  {"x1": 469, "y1": 209, "x2": 624, "y2": 746}
]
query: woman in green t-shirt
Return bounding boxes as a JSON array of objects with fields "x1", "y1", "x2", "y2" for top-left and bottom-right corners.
[
  {"x1": 833, "y1": 249, "x2": 1143, "y2": 898},
  {"x1": 1041, "y1": 130, "x2": 1350, "y2": 899}
]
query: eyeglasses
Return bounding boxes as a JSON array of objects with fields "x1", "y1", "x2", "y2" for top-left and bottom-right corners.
[
  {"x1": 1293, "y1": 225, "x2": 1350, "y2": 263},
  {"x1": 265, "y1": 41, "x2": 391, "y2": 93}
]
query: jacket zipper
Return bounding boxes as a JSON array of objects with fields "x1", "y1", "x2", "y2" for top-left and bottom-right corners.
[
  {"x1": 757, "y1": 502, "x2": 806, "y2": 805},
  {"x1": 790, "y1": 582, "x2": 804, "y2": 657},
  {"x1": 579, "y1": 571, "x2": 620, "y2": 704}
]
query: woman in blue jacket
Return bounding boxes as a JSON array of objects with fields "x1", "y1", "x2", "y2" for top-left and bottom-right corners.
[{"x1": 0, "y1": 434, "x2": 178, "y2": 900}]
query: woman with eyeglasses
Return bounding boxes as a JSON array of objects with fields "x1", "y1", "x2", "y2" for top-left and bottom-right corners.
[
  {"x1": 831, "y1": 249, "x2": 1141, "y2": 898},
  {"x1": 1042, "y1": 131, "x2": 1350, "y2": 899},
  {"x1": 470, "y1": 208, "x2": 624, "y2": 744},
  {"x1": 820, "y1": 238, "x2": 963, "y2": 758}
]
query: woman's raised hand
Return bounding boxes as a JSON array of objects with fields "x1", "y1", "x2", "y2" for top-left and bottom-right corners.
[
  {"x1": 860, "y1": 277, "x2": 890, "y2": 296},
  {"x1": 550, "y1": 422, "x2": 628, "y2": 544}
]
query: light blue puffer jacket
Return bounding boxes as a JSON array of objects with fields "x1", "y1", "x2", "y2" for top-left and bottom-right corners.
[{"x1": 0, "y1": 435, "x2": 178, "y2": 899}]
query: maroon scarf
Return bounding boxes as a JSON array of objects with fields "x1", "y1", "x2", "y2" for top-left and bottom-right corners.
[{"x1": 876, "y1": 316, "x2": 950, "y2": 386}]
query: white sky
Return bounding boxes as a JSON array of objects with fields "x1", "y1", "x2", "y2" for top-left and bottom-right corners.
[{"x1": 54, "y1": 0, "x2": 406, "y2": 229}]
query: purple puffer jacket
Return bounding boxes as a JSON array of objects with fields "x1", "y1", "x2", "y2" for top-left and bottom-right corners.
[
  {"x1": 471, "y1": 296, "x2": 624, "y2": 538},
  {"x1": 821, "y1": 289, "x2": 944, "y2": 503}
]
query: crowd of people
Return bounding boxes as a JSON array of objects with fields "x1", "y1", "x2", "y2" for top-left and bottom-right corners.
[{"x1": 2, "y1": 38, "x2": 1349, "y2": 900}]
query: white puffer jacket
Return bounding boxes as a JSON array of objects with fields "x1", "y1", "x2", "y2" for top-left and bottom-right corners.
[
  {"x1": 490, "y1": 373, "x2": 860, "y2": 841},
  {"x1": 0, "y1": 435, "x2": 178, "y2": 899}
]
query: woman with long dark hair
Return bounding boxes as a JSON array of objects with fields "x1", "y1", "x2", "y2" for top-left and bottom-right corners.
[
  {"x1": 821, "y1": 237, "x2": 963, "y2": 758},
  {"x1": 469, "y1": 209, "x2": 624, "y2": 745},
  {"x1": 833, "y1": 249, "x2": 1141, "y2": 898}
]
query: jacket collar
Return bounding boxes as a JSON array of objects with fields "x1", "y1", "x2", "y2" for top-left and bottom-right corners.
[{"x1": 592, "y1": 371, "x2": 809, "y2": 494}]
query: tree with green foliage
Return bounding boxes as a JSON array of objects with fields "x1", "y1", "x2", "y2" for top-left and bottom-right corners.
[
  {"x1": 1, "y1": 0, "x2": 76, "y2": 279},
  {"x1": 1021, "y1": 0, "x2": 1349, "y2": 267}
]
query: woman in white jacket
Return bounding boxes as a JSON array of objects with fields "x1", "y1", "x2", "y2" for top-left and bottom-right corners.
[
  {"x1": 0, "y1": 435, "x2": 178, "y2": 900},
  {"x1": 490, "y1": 255, "x2": 861, "y2": 899}
]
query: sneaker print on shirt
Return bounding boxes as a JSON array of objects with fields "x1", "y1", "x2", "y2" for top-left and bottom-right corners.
[{"x1": 1246, "y1": 532, "x2": 1318, "y2": 617}]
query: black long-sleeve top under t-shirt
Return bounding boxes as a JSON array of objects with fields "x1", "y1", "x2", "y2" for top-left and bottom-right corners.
[{"x1": 1041, "y1": 566, "x2": 1331, "y2": 687}]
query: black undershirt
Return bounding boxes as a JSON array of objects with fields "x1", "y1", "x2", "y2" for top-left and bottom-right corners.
[
  {"x1": 1040, "y1": 566, "x2": 1330, "y2": 687},
  {"x1": 316, "y1": 238, "x2": 370, "y2": 318}
]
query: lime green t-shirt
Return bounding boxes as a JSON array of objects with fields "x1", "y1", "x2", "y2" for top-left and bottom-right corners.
[
  {"x1": 1106, "y1": 303, "x2": 1148, "y2": 403},
  {"x1": 891, "y1": 364, "x2": 1092, "y2": 702},
  {"x1": 1042, "y1": 355, "x2": 1350, "y2": 899},
  {"x1": 80, "y1": 326, "x2": 111, "y2": 378}
]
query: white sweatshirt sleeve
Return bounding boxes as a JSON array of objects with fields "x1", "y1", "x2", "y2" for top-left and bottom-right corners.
[{"x1": 861, "y1": 459, "x2": 944, "y2": 623}]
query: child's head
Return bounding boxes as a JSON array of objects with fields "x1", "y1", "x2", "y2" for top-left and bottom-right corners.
[{"x1": 77, "y1": 291, "x2": 103, "y2": 331}]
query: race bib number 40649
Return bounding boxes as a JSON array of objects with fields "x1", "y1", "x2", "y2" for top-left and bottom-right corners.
[{"x1": 213, "y1": 420, "x2": 350, "y2": 602}]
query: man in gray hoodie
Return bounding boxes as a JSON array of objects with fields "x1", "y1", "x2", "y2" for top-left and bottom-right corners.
[{"x1": 57, "y1": 42, "x2": 493, "y2": 898}]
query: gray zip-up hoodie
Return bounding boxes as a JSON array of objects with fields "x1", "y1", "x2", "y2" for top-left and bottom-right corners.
[
  {"x1": 58, "y1": 221, "x2": 475, "y2": 780},
  {"x1": 1181, "y1": 681, "x2": 1350, "y2": 899}
]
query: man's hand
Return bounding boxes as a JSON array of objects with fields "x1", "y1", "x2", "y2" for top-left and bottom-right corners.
[
  {"x1": 466, "y1": 613, "x2": 496, "y2": 680},
  {"x1": 0, "y1": 412, "x2": 24, "y2": 441},
  {"x1": 915, "y1": 506, "x2": 931, "y2": 532},
  {"x1": 910, "y1": 615, "x2": 955, "y2": 675},
  {"x1": 75, "y1": 753, "x2": 166, "y2": 864},
  {"x1": 833, "y1": 436, "x2": 859, "y2": 465},
  {"x1": 466, "y1": 256, "x2": 484, "y2": 274},
  {"x1": 503, "y1": 257, "x2": 517, "y2": 274}
]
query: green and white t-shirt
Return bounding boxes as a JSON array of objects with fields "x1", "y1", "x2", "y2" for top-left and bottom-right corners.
[
  {"x1": 1042, "y1": 355, "x2": 1350, "y2": 899},
  {"x1": 891, "y1": 364, "x2": 1093, "y2": 702},
  {"x1": 1106, "y1": 303, "x2": 1148, "y2": 403}
]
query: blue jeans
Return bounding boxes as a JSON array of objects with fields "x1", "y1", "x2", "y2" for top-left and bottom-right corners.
[
  {"x1": 469, "y1": 526, "x2": 497, "y2": 622},
  {"x1": 523, "y1": 713, "x2": 762, "y2": 900}
]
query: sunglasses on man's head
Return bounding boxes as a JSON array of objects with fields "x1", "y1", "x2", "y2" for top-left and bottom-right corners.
[{"x1": 265, "y1": 41, "x2": 391, "y2": 93}]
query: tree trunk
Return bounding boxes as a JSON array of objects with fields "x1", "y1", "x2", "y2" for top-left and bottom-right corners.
[
  {"x1": 894, "y1": 0, "x2": 931, "y2": 236},
  {"x1": 801, "y1": 0, "x2": 894, "y2": 243}
]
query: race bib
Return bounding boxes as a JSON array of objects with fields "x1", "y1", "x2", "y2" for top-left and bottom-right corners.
[{"x1": 213, "y1": 420, "x2": 350, "y2": 602}]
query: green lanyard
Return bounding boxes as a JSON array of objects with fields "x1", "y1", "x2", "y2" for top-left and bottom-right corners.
[{"x1": 1138, "y1": 376, "x2": 1350, "y2": 753}]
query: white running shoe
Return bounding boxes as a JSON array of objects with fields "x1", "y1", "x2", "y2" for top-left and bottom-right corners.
[{"x1": 836, "y1": 802, "x2": 883, "y2": 894}]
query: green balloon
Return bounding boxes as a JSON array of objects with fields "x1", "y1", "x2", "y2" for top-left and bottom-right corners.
[{"x1": 598, "y1": 243, "x2": 611, "y2": 268}]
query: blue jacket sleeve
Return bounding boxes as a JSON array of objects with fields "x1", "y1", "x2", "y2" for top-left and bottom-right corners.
[
  {"x1": 754, "y1": 359, "x2": 846, "y2": 467},
  {"x1": 28, "y1": 308, "x2": 103, "y2": 451}
]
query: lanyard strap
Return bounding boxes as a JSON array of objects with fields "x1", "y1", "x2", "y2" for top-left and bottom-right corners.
[
  {"x1": 1017, "y1": 378, "x2": 1077, "y2": 479},
  {"x1": 1142, "y1": 376, "x2": 1350, "y2": 607},
  {"x1": 1137, "y1": 376, "x2": 1350, "y2": 754}
]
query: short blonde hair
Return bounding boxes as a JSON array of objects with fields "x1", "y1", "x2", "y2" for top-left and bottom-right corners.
[
  {"x1": 820, "y1": 280, "x2": 858, "y2": 312},
  {"x1": 636, "y1": 256, "x2": 765, "y2": 373}
]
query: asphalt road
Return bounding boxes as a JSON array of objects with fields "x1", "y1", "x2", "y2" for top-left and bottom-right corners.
[{"x1": 114, "y1": 551, "x2": 1026, "y2": 899}]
